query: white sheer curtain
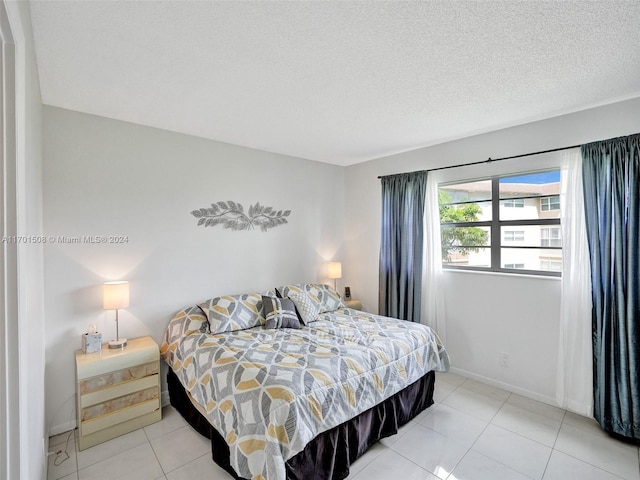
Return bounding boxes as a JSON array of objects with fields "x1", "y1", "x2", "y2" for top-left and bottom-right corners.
[
  {"x1": 556, "y1": 148, "x2": 593, "y2": 416},
  {"x1": 421, "y1": 172, "x2": 446, "y2": 343}
]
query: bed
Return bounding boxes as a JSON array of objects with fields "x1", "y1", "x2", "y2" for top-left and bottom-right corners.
[{"x1": 161, "y1": 284, "x2": 449, "y2": 480}]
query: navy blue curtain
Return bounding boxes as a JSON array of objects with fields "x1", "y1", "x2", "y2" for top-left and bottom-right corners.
[
  {"x1": 582, "y1": 133, "x2": 640, "y2": 440},
  {"x1": 379, "y1": 171, "x2": 427, "y2": 321}
]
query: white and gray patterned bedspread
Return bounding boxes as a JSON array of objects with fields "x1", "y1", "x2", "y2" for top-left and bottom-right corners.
[{"x1": 161, "y1": 308, "x2": 449, "y2": 480}]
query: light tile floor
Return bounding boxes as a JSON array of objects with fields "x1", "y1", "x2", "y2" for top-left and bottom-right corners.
[{"x1": 48, "y1": 372, "x2": 640, "y2": 480}]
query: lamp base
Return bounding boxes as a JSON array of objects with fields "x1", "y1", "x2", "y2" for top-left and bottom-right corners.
[{"x1": 108, "y1": 338, "x2": 127, "y2": 349}]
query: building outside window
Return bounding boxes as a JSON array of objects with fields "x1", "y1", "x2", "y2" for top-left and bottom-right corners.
[
  {"x1": 438, "y1": 170, "x2": 562, "y2": 275},
  {"x1": 503, "y1": 198, "x2": 525, "y2": 208},
  {"x1": 504, "y1": 263, "x2": 525, "y2": 269},
  {"x1": 541, "y1": 227, "x2": 562, "y2": 247},
  {"x1": 541, "y1": 195, "x2": 560, "y2": 211},
  {"x1": 504, "y1": 230, "x2": 525, "y2": 242}
]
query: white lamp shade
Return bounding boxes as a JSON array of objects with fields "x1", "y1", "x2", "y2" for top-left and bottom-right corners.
[
  {"x1": 327, "y1": 262, "x2": 342, "y2": 279},
  {"x1": 103, "y1": 281, "x2": 130, "y2": 310}
]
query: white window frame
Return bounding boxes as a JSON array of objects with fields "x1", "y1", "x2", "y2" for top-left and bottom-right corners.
[
  {"x1": 540, "y1": 256, "x2": 563, "y2": 272},
  {"x1": 503, "y1": 198, "x2": 525, "y2": 208},
  {"x1": 541, "y1": 226, "x2": 562, "y2": 247},
  {"x1": 504, "y1": 263, "x2": 525, "y2": 269},
  {"x1": 503, "y1": 230, "x2": 525, "y2": 242},
  {"x1": 541, "y1": 195, "x2": 560, "y2": 211}
]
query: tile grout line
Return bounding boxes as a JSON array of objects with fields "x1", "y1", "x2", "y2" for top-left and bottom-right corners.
[
  {"x1": 55, "y1": 379, "x2": 637, "y2": 480},
  {"x1": 537, "y1": 407, "x2": 567, "y2": 480},
  {"x1": 434, "y1": 381, "x2": 524, "y2": 479},
  {"x1": 456, "y1": 449, "x2": 538, "y2": 480},
  {"x1": 453, "y1": 380, "x2": 507, "y2": 478},
  {"x1": 443, "y1": 380, "x2": 563, "y2": 480},
  {"x1": 381, "y1": 380, "x2": 465, "y2": 479},
  {"x1": 554, "y1": 416, "x2": 639, "y2": 479},
  {"x1": 143, "y1": 426, "x2": 167, "y2": 476},
  {"x1": 411, "y1": 379, "x2": 499, "y2": 479},
  {"x1": 438, "y1": 381, "x2": 469, "y2": 479},
  {"x1": 459, "y1": 389, "x2": 535, "y2": 479},
  {"x1": 486, "y1": 393, "x2": 557, "y2": 480}
]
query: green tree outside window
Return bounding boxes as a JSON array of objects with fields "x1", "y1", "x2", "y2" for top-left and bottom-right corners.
[{"x1": 439, "y1": 190, "x2": 489, "y2": 262}]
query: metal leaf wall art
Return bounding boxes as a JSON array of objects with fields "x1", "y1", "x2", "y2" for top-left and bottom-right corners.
[{"x1": 191, "y1": 201, "x2": 291, "y2": 232}]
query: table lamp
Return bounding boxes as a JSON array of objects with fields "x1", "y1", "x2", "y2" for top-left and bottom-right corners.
[
  {"x1": 103, "y1": 281, "x2": 129, "y2": 349},
  {"x1": 327, "y1": 262, "x2": 342, "y2": 291}
]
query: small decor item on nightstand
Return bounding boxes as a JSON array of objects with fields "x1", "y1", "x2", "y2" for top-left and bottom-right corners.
[
  {"x1": 103, "y1": 281, "x2": 129, "y2": 349},
  {"x1": 82, "y1": 324, "x2": 102, "y2": 354},
  {"x1": 344, "y1": 286, "x2": 351, "y2": 300}
]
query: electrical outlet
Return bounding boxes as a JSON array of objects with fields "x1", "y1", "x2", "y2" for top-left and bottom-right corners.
[{"x1": 500, "y1": 352, "x2": 510, "y2": 367}]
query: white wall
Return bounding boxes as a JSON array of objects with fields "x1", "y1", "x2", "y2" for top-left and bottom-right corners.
[
  {"x1": 344, "y1": 97, "x2": 640, "y2": 403},
  {"x1": 42, "y1": 107, "x2": 345, "y2": 434},
  {"x1": 4, "y1": 0, "x2": 46, "y2": 478},
  {"x1": 41, "y1": 95, "x2": 640, "y2": 430}
]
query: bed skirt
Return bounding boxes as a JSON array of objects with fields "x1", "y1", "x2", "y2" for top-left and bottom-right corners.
[{"x1": 167, "y1": 368, "x2": 436, "y2": 480}]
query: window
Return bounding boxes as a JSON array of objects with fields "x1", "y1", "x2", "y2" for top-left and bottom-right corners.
[
  {"x1": 541, "y1": 227, "x2": 561, "y2": 247},
  {"x1": 541, "y1": 195, "x2": 560, "y2": 211},
  {"x1": 503, "y1": 198, "x2": 524, "y2": 208},
  {"x1": 504, "y1": 230, "x2": 525, "y2": 242},
  {"x1": 439, "y1": 170, "x2": 562, "y2": 276},
  {"x1": 540, "y1": 256, "x2": 562, "y2": 272}
]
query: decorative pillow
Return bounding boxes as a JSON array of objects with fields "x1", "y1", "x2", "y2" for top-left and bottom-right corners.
[
  {"x1": 262, "y1": 296, "x2": 301, "y2": 329},
  {"x1": 198, "y1": 292, "x2": 267, "y2": 334},
  {"x1": 160, "y1": 306, "x2": 209, "y2": 366},
  {"x1": 277, "y1": 283, "x2": 346, "y2": 314},
  {"x1": 169, "y1": 305, "x2": 209, "y2": 335},
  {"x1": 317, "y1": 284, "x2": 346, "y2": 312},
  {"x1": 287, "y1": 290, "x2": 321, "y2": 324}
]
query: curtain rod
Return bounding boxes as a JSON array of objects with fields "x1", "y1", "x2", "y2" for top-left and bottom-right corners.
[{"x1": 377, "y1": 143, "x2": 582, "y2": 179}]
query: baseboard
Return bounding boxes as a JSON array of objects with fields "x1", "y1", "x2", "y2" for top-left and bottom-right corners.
[
  {"x1": 49, "y1": 419, "x2": 76, "y2": 437},
  {"x1": 448, "y1": 366, "x2": 558, "y2": 408},
  {"x1": 41, "y1": 436, "x2": 48, "y2": 476}
]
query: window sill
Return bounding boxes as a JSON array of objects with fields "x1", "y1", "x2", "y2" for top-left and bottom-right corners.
[{"x1": 443, "y1": 268, "x2": 561, "y2": 281}]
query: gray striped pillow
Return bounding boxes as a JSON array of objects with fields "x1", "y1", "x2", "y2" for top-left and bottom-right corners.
[{"x1": 262, "y1": 296, "x2": 301, "y2": 329}]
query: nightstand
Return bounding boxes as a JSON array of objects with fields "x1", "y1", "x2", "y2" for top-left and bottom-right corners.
[
  {"x1": 75, "y1": 336, "x2": 161, "y2": 450},
  {"x1": 345, "y1": 299, "x2": 363, "y2": 310}
]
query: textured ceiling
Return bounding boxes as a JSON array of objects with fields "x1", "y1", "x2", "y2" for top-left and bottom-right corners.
[{"x1": 29, "y1": 1, "x2": 640, "y2": 166}]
